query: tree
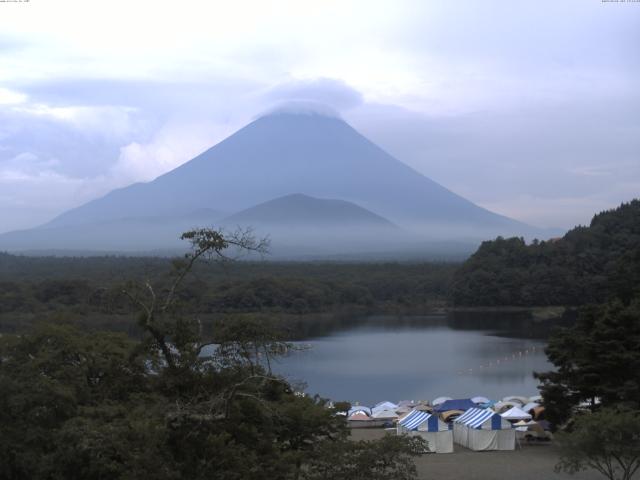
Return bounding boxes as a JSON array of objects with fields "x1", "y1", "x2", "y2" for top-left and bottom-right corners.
[
  {"x1": 450, "y1": 200, "x2": 640, "y2": 307},
  {"x1": 0, "y1": 323, "x2": 150, "y2": 480},
  {"x1": 303, "y1": 434, "x2": 427, "y2": 480},
  {"x1": 535, "y1": 297, "x2": 640, "y2": 427},
  {"x1": 333, "y1": 401, "x2": 352, "y2": 415},
  {"x1": 0, "y1": 228, "x2": 425, "y2": 480},
  {"x1": 555, "y1": 408, "x2": 640, "y2": 480},
  {"x1": 121, "y1": 227, "x2": 269, "y2": 372}
]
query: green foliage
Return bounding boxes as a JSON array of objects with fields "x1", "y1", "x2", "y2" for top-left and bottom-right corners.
[
  {"x1": 555, "y1": 408, "x2": 640, "y2": 480},
  {"x1": 0, "y1": 324, "x2": 150, "y2": 479},
  {"x1": 0, "y1": 256, "x2": 455, "y2": 335},
  {"x1": 0, "y1": 322, "x2": 423, "y2": 480},
  {"x1": 0, "y1": 228, "x2": 423, "y2": 480},
  {"x1": 535, "y1": 297, "x2": 640, "y2": 427},
  {"x1": 450, "y1": 200, "x2": 640, "y2": 306},
  {"x1": 303, "y1": 434, "x2": 426, "y2": 480},
  {"x1": 333, "y1": 401, "x2": 352, "y2": 415}
]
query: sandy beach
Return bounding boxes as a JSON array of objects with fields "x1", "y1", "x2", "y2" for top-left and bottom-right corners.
[{"x1": 350, "y1": 428, "x2": 614, "y2": 480}]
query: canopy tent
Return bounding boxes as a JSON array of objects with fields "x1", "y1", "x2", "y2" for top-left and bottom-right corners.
[
  {"x1": 493, "y1": 401, "x2": 520, "y2": 413},
  {"x1": 440, "y1": 410, "x2": 464, "y2": 423},
  {"x1": 398, "y1": 410, "x2": 432, "y2": 430},
  {"x1": 528, "y1": 395, "x2": 543, "y2": 403},
  {"x1": 502, "y1": 396, "x2": 528, "y2": 405},
  {"x1": 432, "y1": 396, "x2": 452, "y2": 406},
  {"x1": 397, "y1": 400, "x2": 418, "y2": 408},
  {"x1": 415, "y1": 404, "x2": 433, "y2": 412},
  {"x1": 374, "y1": 401, "x2": 397, "y2": 408},
  {"x1": 501, "y1": 407, "x2": 532, "y2": 421},
  {"x1": 395, "y1": 406, "x2": 413, "y2": 415},
  {"x1": 434, "y1": 399, "x2": 477, "y2": 413},
  {"x1": 471, "y1": 396, "x2": 491, "y2": 405},
  {"x1": 453, "y1": 408, "x2": 515, "y2": 451},
  {"x1": 513, "y1": 420, "x2": 535, "y2": 427},
  {"x1": 347, "y1": 411, "x2": 371, "y2": 421},
  {"x1": 348, "y1": 406, "x2": 372, "y2": 417},
  {"x1": 397, "y1": 410, "x2": 454, "y2": 453},
  {"x1": 372, "y1": 401, "x2": 398, "y2": 416},
  {"x1": 371, "y1": 408, "x2": 398, "y2": 419},
  {"x1": 515, "y1": 421, "x2": 550, "y2": 441}
]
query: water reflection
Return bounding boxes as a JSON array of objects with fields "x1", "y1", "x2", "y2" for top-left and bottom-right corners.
[
  {"x1": 282, "y1": 309, "x2": 572, "y2": 341},
  {"x1": 272, "y1": 314, "x2": 553, "y2": 405}
]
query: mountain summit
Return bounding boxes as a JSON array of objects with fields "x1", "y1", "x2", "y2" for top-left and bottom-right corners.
[{"x1": 1, "y1": 110, "x2": 544, "y2": 256}]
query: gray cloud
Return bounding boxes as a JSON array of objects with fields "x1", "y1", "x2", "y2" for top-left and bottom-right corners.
[
  {"x1": 346, "y1": 95, "x2": 640, "y2": 228},
  {"x1": 263, "y1": 78, "x2": 364, "y2": 112}
]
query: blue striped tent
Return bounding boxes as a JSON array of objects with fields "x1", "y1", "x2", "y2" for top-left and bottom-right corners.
[
  {"x1": 454, "y1": 408, "x2": 507, "y2": 429},
  {"x1": 397, "y1": 409, "x2": 453, "y2": 453},
  {"x1": 453, "y1": 408, "x2": 514, "y2": 451},
  {"x1": 398, "y1": 410, "x2": 437, "y2": 431}
]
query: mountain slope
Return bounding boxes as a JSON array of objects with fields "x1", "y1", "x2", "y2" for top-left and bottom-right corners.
[
  {"x1": 222, "y1": 193, "x2": 397, "y2": 228},
  {"x1": 218, "y1": 194, "x2": 404, "y2": 258},
  {"x1": 0, "y1": 209, "x2": 224, "y2": 252}
]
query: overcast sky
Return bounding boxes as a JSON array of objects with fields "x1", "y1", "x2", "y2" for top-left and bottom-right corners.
[{"x1": 0, "y1": 0, "x2": 638, "y2": 233}]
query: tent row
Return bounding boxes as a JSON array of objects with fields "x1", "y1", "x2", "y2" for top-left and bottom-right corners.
[
  {"x1": 347, "y1": 396, "x2": 545, "y2": 424},
  {"x1": 396, "y1": 407, "x2": 516, "y2": 452}
]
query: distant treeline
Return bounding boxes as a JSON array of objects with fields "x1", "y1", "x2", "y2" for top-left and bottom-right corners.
[
  {"x1": 450, "y1": 200, "x2": 640, "y2": 306},
  {"x1": 0, "y1": 255, "x2": 456, "y2": 334}
]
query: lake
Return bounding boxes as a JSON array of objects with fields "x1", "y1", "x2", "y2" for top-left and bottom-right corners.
[{"x1": 271, "y1": 314, "x2": 553, "y2": 405}]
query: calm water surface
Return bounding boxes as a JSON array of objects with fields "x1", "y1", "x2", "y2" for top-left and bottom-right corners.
[{"x1": 272, "y1": 314, "x2": 552, "y2": 405}]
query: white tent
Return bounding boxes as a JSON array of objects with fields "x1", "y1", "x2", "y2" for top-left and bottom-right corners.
[
  {"x1": 471, "y1": 396, "x2": 491, "y2": 405},
  {"x1": 397, "y1": 410, "x2": 453, "y2": 453},
  {"x1": 432, "y1": 396, "x2": 452, "y2": 406},
  {"x1": 502, "y1": 396, "x2": 528, "y2": 405},
  {"x1": 453, "y1": 408, "x2": 515, "y2": 451},
  {"x1": 501, "y1": 407, "x2": 532, "y2": 421},
  {"x1": 395, "y1": 406, "x2": 413, "y2": 416},
  {"x1": 373, "y1": 401, "x2": 398, "y2": 410},
  {"x1": 347, "y1": 411, "x2": 371, "y2": 422},
  {"x1": 493, "y1": 401, "x2": 520, "y2": 413},
  {"x1": 372, "y1": 401, "x2": 398, "y2": 416},
  {"x1": 522, "y1": 402, "x2": 540, "y2": 413},
  {"x1": 371, "y1": 408, "x2": 398, "y2": 419},
  {"x1": 348, "y1": 406, "x2": 372, "y2": 417}
]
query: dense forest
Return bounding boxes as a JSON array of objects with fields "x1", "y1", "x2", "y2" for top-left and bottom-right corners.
[
  {"x1": 450, "y1": 200, "x2": 640, "y2": 307},
  {"x1": 0, "y1": 253, "x2": 455, "y2": 336}
]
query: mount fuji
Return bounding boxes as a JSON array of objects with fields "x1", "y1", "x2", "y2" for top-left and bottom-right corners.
[{"x1": 0, "y1": 109, "x2": 548, "y2": 257}]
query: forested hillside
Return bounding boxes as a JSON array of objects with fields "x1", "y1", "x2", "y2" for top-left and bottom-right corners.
[
  {"x1": 0, "y1": 255, "x2": 455, "y2": 335},
  {"x1": 450, "y1": 200, "x2": 640, "y2": 306}
]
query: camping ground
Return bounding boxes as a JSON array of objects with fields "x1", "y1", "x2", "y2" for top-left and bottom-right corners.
[{"x1": 350, "y1": 429, "x2": 618, "y2": 480}]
